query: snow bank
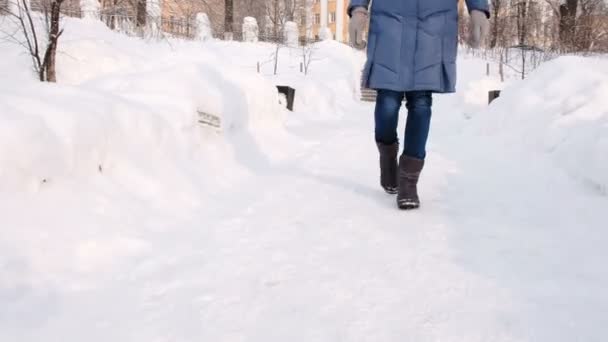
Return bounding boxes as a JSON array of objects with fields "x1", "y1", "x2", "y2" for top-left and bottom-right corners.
[
  {"x1": 179, "y1": 38, "x2": 365, "y2": 120},
  {"x1": 0, "y1": 15, "x2": 366, "y2": 195},
  {"x1": 0, "y1": 17, "x2": 287, "y2": 193},
  {"x1": 471, "y1": 56, "x2": 608, "y2": 193}
]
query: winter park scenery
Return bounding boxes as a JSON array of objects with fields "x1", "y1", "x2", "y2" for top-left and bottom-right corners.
[{"x1": 1, "y1": 0, "x2": 608, "y2": 340}]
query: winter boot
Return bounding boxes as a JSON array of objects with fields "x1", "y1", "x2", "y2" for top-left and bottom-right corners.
[
  {"x1": 376, "y1": 142, "x2": 399, "y2": 194},
  {"x1": 397, "y1": 155, "x2": 425, "y2": 209}
]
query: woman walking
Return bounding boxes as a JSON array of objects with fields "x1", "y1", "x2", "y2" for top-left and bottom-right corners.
[{"x1": 348, "y1": 0, "x2": 490, "y2": 209}]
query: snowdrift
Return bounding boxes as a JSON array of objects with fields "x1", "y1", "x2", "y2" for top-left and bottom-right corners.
[
  {"x1": 0, "y1": 17, "x2": 362, "y2": 193},
  {"x1": 472, "y1": 56, "x2": 608, "y2": 193}
]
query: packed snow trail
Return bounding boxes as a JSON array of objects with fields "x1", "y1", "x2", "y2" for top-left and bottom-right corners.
[
  {"x1": 2, "y1": 18, "x2": 608, "y2": 340},
  {"x1": 4, "y1": 94, "x2": 607, "y2": 342}
]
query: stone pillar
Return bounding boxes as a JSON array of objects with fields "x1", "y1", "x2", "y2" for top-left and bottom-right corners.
[
  {"x1": 335, "y1": 0, "x2": 344, "y2": 41},
  {"x1": 320, "y1": 0, "x2": 328, "y2": 30},
  {"x1": 146, "y1": 0, "x2": 161, "y2": 36},
  {"x1": 196, "y1": 13, "x2": 212, "y2": 41},
  {"x1": 284, "y1": 21, "x2": 299, "y2": 47},
  {"x1": 242, "y1": 17, "x2": 259, "y2": 43}
]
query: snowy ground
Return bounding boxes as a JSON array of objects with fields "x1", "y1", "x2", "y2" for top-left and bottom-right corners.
[{"x1": 1, "y1": 17, "x2": 608, "y2": 342}]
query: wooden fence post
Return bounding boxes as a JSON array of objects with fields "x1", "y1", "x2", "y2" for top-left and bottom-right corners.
[{"x1": 499, "y1": 54, "x2": 504, "y2": 82}]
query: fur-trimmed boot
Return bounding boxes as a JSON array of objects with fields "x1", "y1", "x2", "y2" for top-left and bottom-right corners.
[
  {"x1": 397, "y1": 155, "x2": 425, "y2": 209},
  {"x1": 376, "y1": 142, "x2": 399, "y2": 194}
]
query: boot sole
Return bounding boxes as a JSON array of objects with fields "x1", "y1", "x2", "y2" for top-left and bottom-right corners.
[
  {"x1": 383, "y1": 187, "x2": 398, "y2": 194},
  {"x1": 397, "y1": 200, "x2": 420, "y2": 210}
]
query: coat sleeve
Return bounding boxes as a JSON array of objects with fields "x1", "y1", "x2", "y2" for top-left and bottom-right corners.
[
  {"x1": 465, "y1": 0, "x2": 490, "y2": 18},
  {"x1": 347, "y1": 0, "x2": 370, "y2": 17}
]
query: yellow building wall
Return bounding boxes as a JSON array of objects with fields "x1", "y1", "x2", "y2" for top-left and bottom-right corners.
[{"x1": 311, "y1": 0, "x2": 351, "y2": 42}]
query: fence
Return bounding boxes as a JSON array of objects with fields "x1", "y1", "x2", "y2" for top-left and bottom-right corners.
[
  {"x1": 469, "y1": 43, "x2": 608, "y2": 81},
  {"x1": 1, "y1": 0, "x2": 326, "y2": 46},
  {"x1": 162, "y1": 16, "x2": 196, "y2": 39}
]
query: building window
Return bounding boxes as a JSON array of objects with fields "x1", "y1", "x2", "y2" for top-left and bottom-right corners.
[
  {"x1": 314, "y1": 13, "x2": 320, "y2": 24},
  {"x1": 329, "y1": 12, "x2": 336, "y2": 23}
]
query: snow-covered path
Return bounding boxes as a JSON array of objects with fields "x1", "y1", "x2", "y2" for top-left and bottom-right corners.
[
  {"x1": 2, "y1": 15, "x2": 607, "y2": 340},
  {"x1": 5, "y1": 93, "x2": 607, "y2": 342}
]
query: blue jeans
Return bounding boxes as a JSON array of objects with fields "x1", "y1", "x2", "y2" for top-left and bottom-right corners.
[{"x1": 374, "y1": 90, "x2": 433, "y2": 160}]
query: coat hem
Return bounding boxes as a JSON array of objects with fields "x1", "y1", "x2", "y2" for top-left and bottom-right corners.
[{"x1": 367, "y1": 82, "x2": 456, "y2": 94}]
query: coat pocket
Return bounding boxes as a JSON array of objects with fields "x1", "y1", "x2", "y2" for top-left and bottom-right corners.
[{"x1": 369, "y1": 13, "x2": 402, "y2": 73}]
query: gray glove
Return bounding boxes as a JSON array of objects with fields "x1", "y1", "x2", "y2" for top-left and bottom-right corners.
[
  {"x1": 349, "y1": 7, "x2": 368, "y2": 50},
  {"x1": 469, "y1": 10, "x2": 490, "y2": 48}
]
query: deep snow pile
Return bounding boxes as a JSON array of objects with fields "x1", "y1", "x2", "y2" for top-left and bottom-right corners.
[
  {"x1": 470, "y1": 56, "x2": 608, "y2": 193},
  {"x1": 0, "y1": 17, "x2": 362, "y2": 194}
]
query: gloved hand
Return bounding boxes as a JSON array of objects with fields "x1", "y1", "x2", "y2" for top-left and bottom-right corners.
[
  {"x1": 349, "y1": 7, "x2": 368, "y2": 50},
  {"x1": 469, "y1": 10, "x2": 490, "y2": 48}
]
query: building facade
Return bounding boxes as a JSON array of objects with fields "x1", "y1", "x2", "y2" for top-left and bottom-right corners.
[{"x1": 310, "y1": 0, "x2": 349, "y2": 42}]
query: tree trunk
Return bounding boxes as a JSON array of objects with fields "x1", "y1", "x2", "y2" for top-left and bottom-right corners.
[
  {"x1": 517, "y1": 0, "x2": 529, "y2": 46},
  {"x1": 42, "y1": 0, "x2": 64, "y2": 82},
  {"x1": 490, "y1": 0, "x2": 501, "y2": 48},
  {"x1": 559, "y1": 0, "x2": 578, "y2": 51},
  {"x1": 273, "y1": 0, "x2": 279, "y2": 40},
  {"x1": 224, "y1": 0, "x2": 233, "y2": 39},
  {"x1": 284, "y1": 0, "x2": 293, "y2": 22},
  {"x1": 273, "y1": 44, "x2": 280, "y2": 75},
  {"x1": 136, "y1": 0, "x2": 146, "y2": 28}
]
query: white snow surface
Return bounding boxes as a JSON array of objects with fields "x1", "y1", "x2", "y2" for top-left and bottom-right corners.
[
  {"x1": 470, "y1": 56, "x2": 608, "y2": 194},
  {"x1": 1, "y1": 17, "x2": 608, "y2": 342}
]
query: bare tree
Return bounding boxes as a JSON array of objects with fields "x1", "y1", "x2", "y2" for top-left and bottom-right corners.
[
  {"x1": 224, "y1": 0, "x2": 233, "y2": 39},
  {"x1": 1, "y1": 0, "x2": 65, "y2": 82},
  {"x1": 265, "y1": 0, "x2": 301, "y2": 40},
  {"x1": 44, "y1": 0, "x2": 65, "y2": 81},
  {"x1": 490, "y1": 0, "x2": 504, "y2": 47},
  {"x1": 559, "y1": 0, "x2": 578, "y2": 50},
  {"x1": 576, "y1": 0, "x2": 606, "y2": 50},
  {"x1": 136, "y1": 0, "x2": 145, "y2": 28},
  {"x1": 284, "y1": 0, "x2": 293, "y2": 21},
  {"x1": 516, "y1": 0, "x2": 530, "y2": 46},
  {"x1": 301, "y1": 39, "x2": 316, "y2": 75}
]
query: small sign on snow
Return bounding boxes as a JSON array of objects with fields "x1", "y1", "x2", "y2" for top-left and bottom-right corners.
[{"x1": 197, "y1": 110, "x2": 221, "y2": 129}]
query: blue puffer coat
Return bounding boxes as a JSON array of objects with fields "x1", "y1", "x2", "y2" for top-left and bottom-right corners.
[{"x1": 349, "y1": 0, "x2": 489, "y2": 93}]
